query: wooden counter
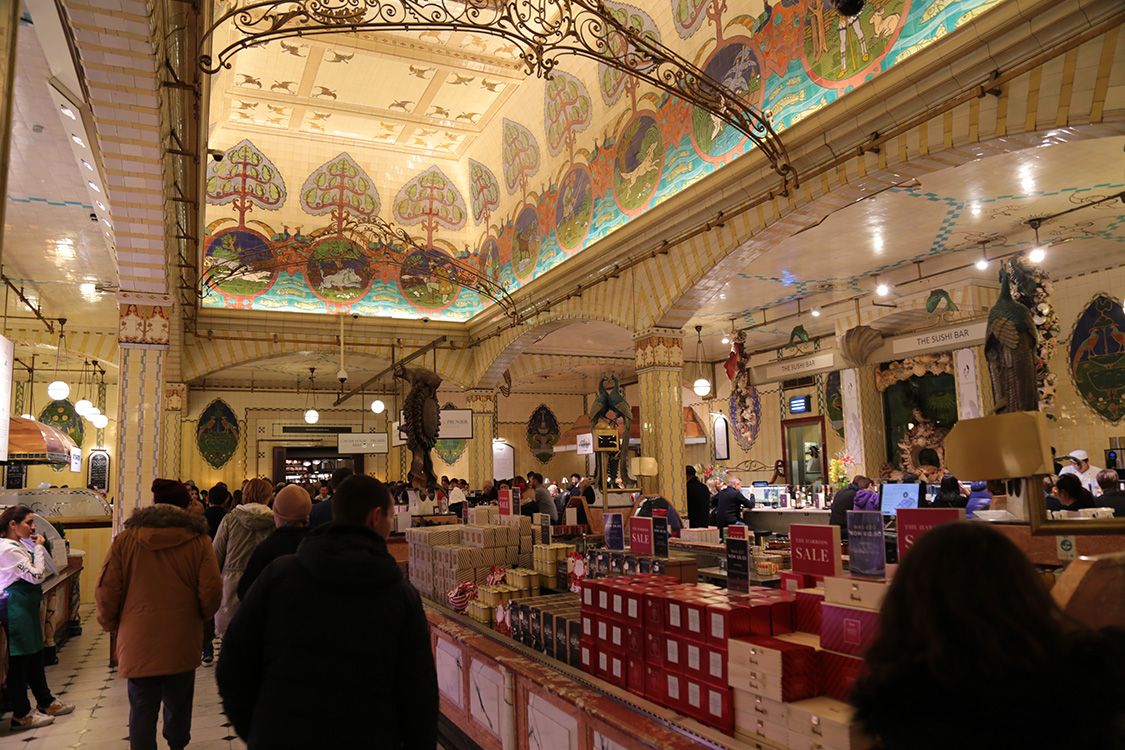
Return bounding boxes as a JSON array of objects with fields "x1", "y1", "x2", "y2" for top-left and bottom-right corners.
[
  {"x1": 993, "y1": 524, "x2": 1125, "y2": 566},
  {"x1": 426, "y1": 603, "x2": 783, "y2": 750}
]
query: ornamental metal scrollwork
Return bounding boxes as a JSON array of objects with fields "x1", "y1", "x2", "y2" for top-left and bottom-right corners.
[{"x1": 198, "y1": 0, "x2": 794, "y2": 186}]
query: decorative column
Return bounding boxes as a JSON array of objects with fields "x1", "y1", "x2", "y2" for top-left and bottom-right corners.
[
  {"x1": 634, "y1": 328, "x2": 685, "y2": 510},
  {"x1": 162, "y1": 382, "x2": 186, "y2": 480},
  {"x1": 466, "y1": 389, "x2": 496, "y2": 490},
  {"x1": 114, "y1": 293, "x2": 171, "y2": 532},
  {"x1": 0, "y1": 2, "x2": 19, "y2": 262},
  {"x1": 842, "y1": 365, "x2": 887, "y2": 479}
]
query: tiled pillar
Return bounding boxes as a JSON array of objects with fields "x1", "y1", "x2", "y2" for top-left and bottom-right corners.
[
  {"x1": 0, "y1": 2, "x2": 19, "y2": 258},
  {"x1": 842, "y1": 365, "x2": 887, "y2": 479},
  {"x1": 162, "y1": 382, "x2": 186, "y2": 480},
  {"x1": 466, "y1": 390, "x2": 496, "y2": 489},
  {"x1": 114, "y1": 293, "x2": 171, "y2": 532},
  {"x1": 634, "y1": 329, "x2": 685, "y2": 510}
]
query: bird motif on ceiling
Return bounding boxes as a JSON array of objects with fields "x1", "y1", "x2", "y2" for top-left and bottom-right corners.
[
  {"x1": 493, "y1": 43, "x2": 520, "y2": 57},
  {"x1": 312, "y1": 86, "x2": 337, "y2": 99},
  {"x1": 460, "y1": 36, "x2": 487, "y2": 52},
  {"x1": 325, "y1": 50, "x2": 354, "y2": 64},
  {"x1": 456, "y1": 112, "x2": 481, "y2": 123},
  {"x1": 308, "y1": 111, "x2": 332, "y2": 121},
  {"x1": 266, "y1": 116, "x2": 286, "y2": 125},
  {"x1": 389, "y1": 100, "x2": 415, "y2": 112},
  {"x1": 306, "y1": 122, "x2": 325, "y2": 133},
  {"x1": 379, "y1": 122, "x2": 397, "y2": 132},
  {"x1": 411, "y1": 137, "x2": 431, "y2": 147},
  {"x1": 270, "y1": 81, "x2": 297, "y2": 93},
  {"x1": 237, "y1": 74, "x2": 262, "y2": 88},
  {"x1": 449, "y1": 74, "x2": 476, "y2": 85},
  {"x1": 429, "y1": 105, "x2": 450, "y2": 118},
  {"x1": 279, "y1": 41, "x2": 307, "y2": 57},
  {"x1": 480, "y1": 79, "x2": 504, "y2": 92},
  {"x1": 233, "y1": 101, "x2": 257, "y2": 110},
  {"x1": 233, "y1": 111, "x2": 254, "y2": 120},
  {"x1": 409, "y1": 65, "x2": 435, "y2": 79},
  {"x1": 267, "y1": 104, "x2": 289, "y2": 114},
  {"x1": 417, "y1": 128, "x2": 439, "y2": 137},
  {"x1": 417, "y1": 29, "x2": 444, "y2": 44}
]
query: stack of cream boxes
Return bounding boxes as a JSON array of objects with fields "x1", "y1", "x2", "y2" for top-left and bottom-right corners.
[{"x1": 406, "y1": 516, "x2": 541, "y2": 600}]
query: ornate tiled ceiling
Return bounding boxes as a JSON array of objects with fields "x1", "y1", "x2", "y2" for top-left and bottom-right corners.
[{"x1": 201, "y1": 0, "x2": 1009, "y2": 322}]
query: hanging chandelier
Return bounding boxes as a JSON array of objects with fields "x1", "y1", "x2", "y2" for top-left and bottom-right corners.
[
  {"x1": 47, "y1": 318, "x2": 70, "y2": 401},
  {"x1": 692, "y1": 325, "x2": 711, "y2": 397},
  {"x1": 304, "y1": 367, "x2": 320, "y2": 424}
]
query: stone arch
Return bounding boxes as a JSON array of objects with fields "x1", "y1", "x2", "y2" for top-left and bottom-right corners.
[{"x1": 470, "y1": 314, "x2": 635, "y2": 390}]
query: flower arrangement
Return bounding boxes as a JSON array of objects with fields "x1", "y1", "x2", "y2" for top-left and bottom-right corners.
[
  {"x1": 829, "y1": 450, "x2": 859, "y2": 488},
  {"x1": 699, "y1": 464, "x2": 728, "y2": 484}
]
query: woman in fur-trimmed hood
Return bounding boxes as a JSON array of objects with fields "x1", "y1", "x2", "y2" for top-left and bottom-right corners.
[{"x1": 95, "y1": 484, "x2": 222, "y2": 679}]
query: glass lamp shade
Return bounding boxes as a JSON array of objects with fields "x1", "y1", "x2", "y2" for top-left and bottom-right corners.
[
  {"x1": 304, "y1": 409, "x2": 320, "y2": 424},
  {"x1": 693, "y1": 378, "x2": 712, "y2": 397},
  {"x1": 75, "y1": 399, "x2": 93, "y2": 416},
  {"x1": 370, "y1": 399, "x2": 385, "y2": 414},
  {"x1": 20, "y1": 413, "x2": 32, "y2": 420},
  {"x1": 87, "y1": 406, "x2": 101, "y2": 417},
  {"x1": 47, "y1": 380, "x2": 70, "y2": 400},
  {"x1": 91, "y1": 414, "x2": 109, "y2": 429}
]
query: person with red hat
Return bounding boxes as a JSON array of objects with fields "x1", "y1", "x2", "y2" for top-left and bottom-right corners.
[{"x1": 95, "y1": 478, "x2": 222, "y2": 750}]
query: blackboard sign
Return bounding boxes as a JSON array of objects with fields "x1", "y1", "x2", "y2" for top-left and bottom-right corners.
[
  {"x1": 88, "y1": 450, "x2": 110, "y2": 491},
  {"x1": 653, "y1": 517, "x2": 669, "y2": 558},
  {"x1": 604, "y1": 513, "x2": 624, "y2": 551},
  {"x1": 5, "y1": 463, "x2": 25, "y2": 489},
  {"x1": 726, "y1": 536, "x2": 750, "y2": 593},
  {"x1": 539, "y1": 513, "x2": 552, "y2": 546}
]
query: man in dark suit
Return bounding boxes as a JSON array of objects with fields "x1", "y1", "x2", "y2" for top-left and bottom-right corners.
[
  {"x1": 686, "y1": 466, "x2": 711, "y2": 529},
  {"x1": 714, "y1": 476, "x2": 753, "y2": 531},
  {"x1": 829, "y1": 475, "x2": 872, "y2": 539}
]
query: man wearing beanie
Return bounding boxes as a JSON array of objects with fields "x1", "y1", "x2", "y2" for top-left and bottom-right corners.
[
  {"x1": 95, "y1": 479, "x2": 222, "y2": 750},
  {"x1": 218, "y1": 475, "x2": 437, "y2": 749},
  {"x1": 237, "y1": 484, "x2": 312, "y2": 600}
]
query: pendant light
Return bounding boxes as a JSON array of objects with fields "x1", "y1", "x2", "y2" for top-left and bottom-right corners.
[
  {"x1": 692, "y1": 325, "x2": 711, "y2": 397},
  {"x1": 75, "y1": 359, "x2": 93, "y2": 416},
  {"x1": 47, "y1": 318, "x2": 70, "y2": 401},
  {"x1": 1028, "y1": 219, "x2": 1046, "y2": 263},
  {"x1": 91, "y1": 412, "x2": 109, "y2": 429},
  {"x1": 90, "y1": 367, "x2": 108, "y2": 428},
  {"x1": 370, "y1": 397, "x2": 385, "y2": 414},
  {"x1": 304, "y1": 367, "x2": 319, "y2": 424},
  {"x1": 21, "y1": 355, "x2": 35, "y2": 419}
]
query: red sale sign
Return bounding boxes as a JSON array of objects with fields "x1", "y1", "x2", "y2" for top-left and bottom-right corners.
[
  {"x1": 896, "y1": 508, "x2": 965, "y2": 559},
  {"x1": 498, "y1": 488, "x2": 512, "y2": 516},
  {"x1": 727, "y1": 525, "x2": 747, "y2": 540},
  {"x1": 630, "y1": 517, "x2": 654, "y2": 554},
  {"x1": 790, "y1": 524, "x2": 843, "y2": 578}
]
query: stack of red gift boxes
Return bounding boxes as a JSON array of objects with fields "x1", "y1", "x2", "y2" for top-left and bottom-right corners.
[{"x1": 578, "y1": 572, "x2": 882, "y2": 748}]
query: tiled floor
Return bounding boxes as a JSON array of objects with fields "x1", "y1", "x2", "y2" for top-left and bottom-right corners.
[{"x1": 1, "y1": 612, "x2": 246, "y2": 750}]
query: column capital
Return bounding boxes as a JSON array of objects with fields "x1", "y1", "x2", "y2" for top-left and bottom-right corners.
[
  {"x1": 465, "y1": 389, "x2": 496, "y2": 413},
  {"x1": 633, "y1": 328, "x2": 684, "y2": 372},
  {"x1": 118, "y1": 292, "x2": 172, "y2": 349},
  {"x1": 164, "y1": 382, "x2": 186, "y2": 412}
]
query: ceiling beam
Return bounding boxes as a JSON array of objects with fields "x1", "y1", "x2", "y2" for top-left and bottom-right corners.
[{"x1": 333, "y1": 335, "x2": 447, "y2": 406}]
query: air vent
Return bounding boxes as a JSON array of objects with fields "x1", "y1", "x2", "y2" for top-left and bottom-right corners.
[{"x1": 782, "y1": 376, "x2": 816, "y2": 390}]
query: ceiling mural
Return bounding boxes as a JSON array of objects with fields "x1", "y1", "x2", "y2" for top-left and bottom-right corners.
[{"x1": 203, "y1": 0, "x2": 1001, "y2": 321}]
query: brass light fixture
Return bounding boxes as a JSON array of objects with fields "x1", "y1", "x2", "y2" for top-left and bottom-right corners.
[{"x1": 692, "y1": 325, "x2": 711, "y2": 397}]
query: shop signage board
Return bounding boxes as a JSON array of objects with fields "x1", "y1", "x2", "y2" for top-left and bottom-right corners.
[
  {"x1": 391, "y1": 421, "x2": 407, "y2": 447},
  {"x1": 896, "y1": 508, "x2": 965, "y2": 559},
  {"x1": 846, "y1": 511, "x2": 885, "y2": 578},
  {"x1": 726, "y1": 525, "x2": 749, "y2": 592},
  {"x1": 631, "y1": 517, "x2": 653, "y2": 554},
  {"x1": 337, "y1": 433, "x2": 389, "y2": 454},
  {"x1": 498, "y1": 488, "x2": 512, "y2": 516},
  {"x1": 439, "y1": 409, "x2": 473, "y2": 439},
  {"x1": 764, "y1": 352, "x2": 837, "y2": 382},
  {"x1": 69, "y1": 447, "x2": 82, "y2": 473},
  {"x1": 540, "y1": 513, "x2": 552, "y2": 546},
  {"x1": 5, "y1": 462, "x2": 25, "y2": 489},
  {"x1": 576, "y1": 433, "x2": 594, "y2": 456},
  {"x1": 87, "y1": 450, "x2": 110, "y2": 491},
  {"x1": 790, "y1": 524, "x2": 843, "y2": 577},
  {"x1": 279, "y1": 424, "x2": 354, "y2": 435},
  {"x1": 604, "y1": 513, "x2": 625, "y2": 551},
  {"x1": 0, "y1": 334, "x2": 12, "y2": 461},
  {"x1": 653, "y1": 516, "x2": 669, "y2": 557},
  {"x1": 493, "y1": 441, "x2": 514, "y2": 482},
  {"x1": 891, "y1": 320, "x2": 987, "y2": 356}
]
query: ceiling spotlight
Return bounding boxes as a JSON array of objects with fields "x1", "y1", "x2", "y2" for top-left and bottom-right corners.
[
  {"x1": 370, "y1": 399, "x2": 385, "y2": 414},
  {"x1": 88, "y1": 181, "x2": 100, "y2": 193},
  {"x1": 875, "y1": 280, "x2": 890, "y2": 296},
  {"x1": 1029, "y1": 247, "x2": 1045, "y2": 263},
  {"x1": 81, "y1": 160, "x2": 93, "y2": 171},
  {"x1": 60, "y1": 105, "x2": 76, "y2": 120},
  {"x1": 721, "y1": 336, "x2": 730, "y2": 344},
  {"x1": 71, "y1": 134, "x2": 85, "y2": 147},
  {"x1": 975, "y1": 258, "x2": 989, "y2": 270},
  {"x1": 811, "y1": 308, "x2": 821, "y2": 317}
]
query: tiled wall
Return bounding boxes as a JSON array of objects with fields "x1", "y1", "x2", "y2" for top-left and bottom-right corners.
[{"x1": 1045, "y1": 262, "x2": 1125, "y2": 462}]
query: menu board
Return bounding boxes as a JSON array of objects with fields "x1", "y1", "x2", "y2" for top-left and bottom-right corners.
[
  {"x1": 5, "y1": 462, "x2": 25, "y2": 489},
  {"x1": 87, "y1": 450, "x2": 110, "y2": 491}
]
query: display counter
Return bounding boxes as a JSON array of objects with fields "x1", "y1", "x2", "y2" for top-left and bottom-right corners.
[
  {"x1": 0, "y1": 554, "x2": 85, "y2": 686},
  {"x1": 426, "y1": 602, "x2": 784, "y2": 750},
  {"x1": 746, "y1": 509, "x2": 830, "y2": 535}
]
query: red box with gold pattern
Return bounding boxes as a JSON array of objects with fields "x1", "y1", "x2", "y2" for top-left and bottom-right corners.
[
  {"x1": 665, "y1": 672, "x2": 686, "y2": 713},
  {"x1": 665, "y1": 596, "x2": 689, "y2": 636},
  {"x1": 644, "y1": 590, "x2": 667, "y2": 632},
  {"x1": 820, "y1": 603, "x2": 879, "y2": 657},
  {"x1": 683, "y1": 676, "x2": 708, "y2": 722},
  {"x1": 682, "y1": 637, "x2": 707, "y2": 681},
  {"x1": 621, "y1": 587, "x2": 644, "y2": 624},
  {"x1": 705, "y1": 601, "x2": 752, "y2": 646},
  {"x1": 818, "y1": 649, "x2": 868, "y2": 701},
  {"x1": 664, "y1": 633, "x2": 686, "y2": 673},
  {"x1": 627, "y1": 656, "x2": 645, "y2": 697},
  {"x1": 645, "y1": 629, "x2": 665, "y2": 665},
  {"x1": 582, "y1": 611, "x2": 599, "y2": 640},
  {"x1": 682, "y1": 597, "x2": 712, "y2": 643},
  {"x1": 766, "y1": 598, "x2": 794, "y2": 635},
  {"x1": 780, "y1": 571, "x2": 817, "y2": 592},
  {"x1": 702, "y1": 643, "x2": 728, "y2": 688},
  {"x1": 625, "y1": 623, "x2": 644, "y2": 659},
  {"x1": 701, "y1": 684, "x2": 734, "y2": 734},
  {"x1": 646, "y1": 664, "x2": 667, "y2": 704},
  {"x1": 794, "y1": 588, "x2": 824, "y2": 634},
  {"x1": 580, "y1": 638, "x2": 596, "y2": 674}
]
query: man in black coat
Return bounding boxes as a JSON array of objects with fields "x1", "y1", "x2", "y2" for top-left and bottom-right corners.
[
  {"x1": 217, "y1": 475, "x2": 438, "y2": 749},
  {"x1": 714, "y1": 476, "x2": 753, "y2": 531},
  {"x1": 686, "y1": 466, "x2": 711, "y2": 529},
  {"x1": 236, "y1": 485, "x2": 312, "y2": 601},
  {"x1": 829, "y1": 475, "x2": 872, "y2": 539}
]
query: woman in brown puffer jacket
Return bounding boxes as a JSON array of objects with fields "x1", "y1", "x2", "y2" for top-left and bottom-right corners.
[{"x1": 213, "y1": 478, "x2": 274, "y2": 636}]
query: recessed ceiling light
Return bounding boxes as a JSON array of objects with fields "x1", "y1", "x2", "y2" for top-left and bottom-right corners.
[
  {"x1": 80, "y1": 283, "x2": 96, "y2": 296},
  {"x1": 81, "y1": 160, "x2": 93, "y2": 171},
  {"x1": 876, "y1": 282, "x2": 890, "y2": 296},
  {"x1": 95, "y1": 200, "x2": 106, "y2": 211},
  {"x1": 71, "y1": 134, "x2": 85, "y2": 147},
  {"x1": 88, "y1": 181, "x2": 100, "y2": 192},
  {"x1": 721, "y1": 336, "x2": 730, "y2": 344},
  {"x1": 60, "y1": 105, "x2": 76, "y2": 120},
  {"x1": 811, "y1": 308, "x2": 821, "y2": 317},
  {"x1": 975, "y1": 258, "x2": 989, "y2": 270},
  {"x1": 101, "y1": 218, "x2": 111, "y2": 227}
]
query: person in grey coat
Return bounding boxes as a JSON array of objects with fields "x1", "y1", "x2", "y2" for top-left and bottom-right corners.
[{"x1": 213, "y1": 478, "x2": 274, "y2": 636}]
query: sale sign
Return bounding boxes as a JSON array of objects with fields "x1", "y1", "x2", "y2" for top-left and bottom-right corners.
[
  {"x1": 790, "y1": 524, "x2": 843, "y2": 578},
  {"x1": 498, "y1": 488, "x2": 512, "y2": 516},
  {"x1": 631, "y1": 517, "x2": 654, "y2": 554},
  {"x1": 896, "y1": 508, "x2": 965, "y2": 559}
]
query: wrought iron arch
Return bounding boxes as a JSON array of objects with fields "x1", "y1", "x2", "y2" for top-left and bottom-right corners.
[{"x1": 198, "y1": 0, "x2": 795, "y2": 186}]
